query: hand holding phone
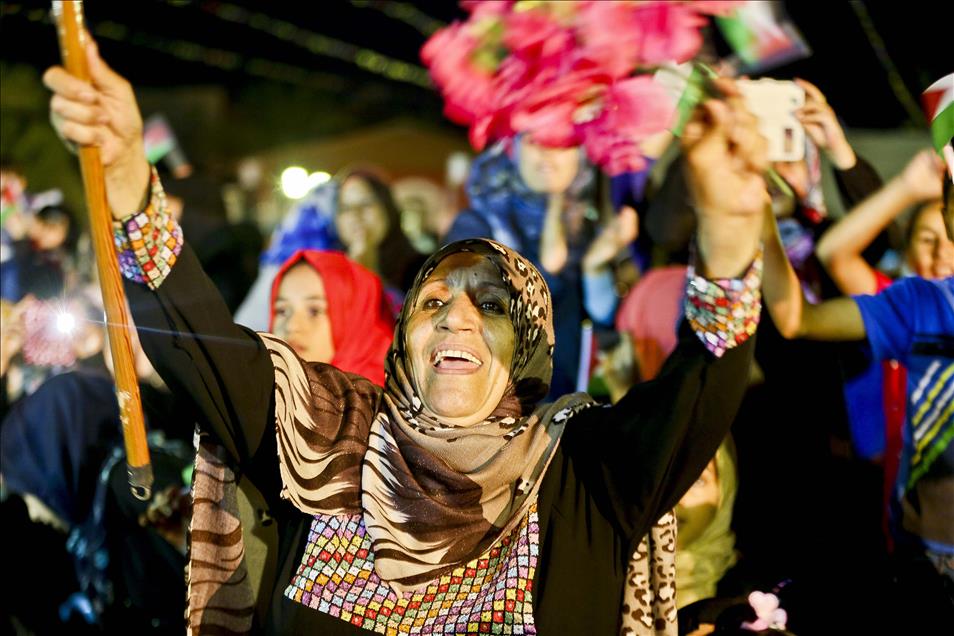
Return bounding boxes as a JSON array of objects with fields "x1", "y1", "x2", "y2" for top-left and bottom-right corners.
[{"x1": 737, "y1": 79, "x2": 806, "y2": 162}]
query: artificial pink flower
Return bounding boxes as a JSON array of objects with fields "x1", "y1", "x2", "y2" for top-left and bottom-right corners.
[
  {"x1": 420, "y1": 23, "x2": 496, "y2": 126},
  {"x1": 421, "y1": 0, "x2": 724, "y2": 171},
  {"x1": 503, "y1": 9, "x2": 575, "y2": 71},
  {"x1": 467, "y1": 55, "x2": 540, "y2": 149},
  {"x1": 689, "y1": 1, "x2": 745, "y2": 17},
  {"x1": 580, "y1": 76, "x2": 675, "y2": 175},
  {"x1": 591, "y1": 76, "x2": 676, "y2": 139},
  {"x1": 461, "y1": 0, "x2": 512, "y2": 20},
  {"x1": 575, "y1": 1, "x2": 644, "y2": 78},
  {"x1": 631, "y1": 2, "x2": 708, "y2": 65},
  {"x1": 510, "y1": 66, "x2": 612, "y2": 148}
]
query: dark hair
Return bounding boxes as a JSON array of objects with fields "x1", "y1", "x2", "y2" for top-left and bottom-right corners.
[
  {"x1": 337, "y1": 169, "x2": 424, "y2": 291},
  {"x1": 34, "y1": 204, "x2": 79, "y2": 252},
  {"x1": 0, "y1": 158, "x2": 24, "y2": 175}
]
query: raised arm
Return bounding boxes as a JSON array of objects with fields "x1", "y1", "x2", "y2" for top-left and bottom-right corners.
[
  {"x1": 44, "y1": 39, "x2": 276, "y2": 470},
  {"x1": 565, "y1": 283, "x2": 757, "y2": 540},
  {"x1": 564, "y1": 83, "x2": 768, "y2": 538},
  {"x1": 816, "y1": 150, "x2": 945, "y2": 295},
  {"x1": 763, "y1": 205, "x2": 867, "y2": 341}
]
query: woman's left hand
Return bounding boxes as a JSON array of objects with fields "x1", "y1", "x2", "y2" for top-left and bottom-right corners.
[
  {"x1": 682, "y1": 79, "x2": 768, "y2": 279},
  {"x1": 795, "y1": 78, "x2": 856, "y2": 170}
]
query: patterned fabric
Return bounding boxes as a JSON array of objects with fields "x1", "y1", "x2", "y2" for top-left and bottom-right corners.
[
  {"x1": 266, "y1": 238, "x2": 596, "y2": 593},
  {"x1": 684, "y1": 249, "x2": 763, "y2": 358},
  {"x1": 187, "y1": 437, "x2": 255, "y2": 635},
  {"x1": 620, "y1": 512, "x2": 678, "y2": 636},
  {"x1": 113, "y1": 166, "x2": 182, "y2": 290},
  {"x1": 907, "y1": 359, "x2": 954, "y2": 489},
  {"x1": 285, "y1": 505, "x2": 539, "y2": 634}
]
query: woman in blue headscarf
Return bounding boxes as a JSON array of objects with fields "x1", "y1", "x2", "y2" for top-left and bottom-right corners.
[{"x1": 445, "y1": 136, "x2": 631, "y2": 397}]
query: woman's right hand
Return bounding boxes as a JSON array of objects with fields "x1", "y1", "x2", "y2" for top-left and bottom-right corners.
[
  {"x1": 682, "y1": 79, "x2": 769, "y2": 279},
  {"x1": 43, "y1": 37, "x2": 150, "y2": 219}
]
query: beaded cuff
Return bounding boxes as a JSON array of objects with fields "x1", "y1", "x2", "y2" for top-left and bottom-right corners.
[
  {"x1": 685, "y1": 248, "x2": 763, "y2": 358},
  {"x1": 112, "y1": 166, "x2": 182, "y2": 289}
]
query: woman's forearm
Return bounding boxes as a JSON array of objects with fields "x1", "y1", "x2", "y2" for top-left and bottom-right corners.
[
  {"x1": 539, "y1": 194, "x2": 568, "y2": 274},
  {"x1": 816, "y1": 177, "x2": 916, "y2": 295},
  {"x1": 762, "y1": 208, "x2": 868, "y2": 341},
  {"x1": 761, "y1": 208, "x2": 806, "y2": 339}
]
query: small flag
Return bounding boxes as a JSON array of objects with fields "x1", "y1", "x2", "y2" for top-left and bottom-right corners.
[
  {"x1": 654, "y1": 62, "x2": 714, "y2": 138},
  {"x1": 922, "y1": 73, "x2": 954, "y2": 178},
  {"x1": 143, "y1": 114, "x2": 192, "y2": 177},
  {"x1": 715, "y1": 1, "x2": 811, "y2": 75},
  {"x1": 143, "y1": 114, "x2": 177, "y2": 164}
]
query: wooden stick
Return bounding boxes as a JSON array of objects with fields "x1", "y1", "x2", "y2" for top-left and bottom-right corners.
[{"x1": 53, "y1": 1, "x2": 153, "y2": 500}]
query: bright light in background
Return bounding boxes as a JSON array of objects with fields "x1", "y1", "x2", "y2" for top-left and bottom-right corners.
[
  {"x1": 281, "y1": 167, "x2": 332, "y2": 199},
  {"x1": 280, "y1": 167, "x2": 309, "y2": 199},
  {"x1": 55, "y1": 311, "x2": 76, "y2": 335}
]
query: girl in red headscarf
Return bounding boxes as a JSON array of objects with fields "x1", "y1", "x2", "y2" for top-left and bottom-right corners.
[{"x1": 269, "y1": 250, "x2": 394, "y2": 386}]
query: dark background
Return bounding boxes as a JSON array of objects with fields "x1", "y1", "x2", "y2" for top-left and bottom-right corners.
[{"x1": 1, "y1": 1, "x2": 951, "y2": 199}]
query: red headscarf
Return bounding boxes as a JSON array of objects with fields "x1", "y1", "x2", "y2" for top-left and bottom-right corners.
[{"x1": 269, "y1": 250, "x2": 395, "y2": 386}]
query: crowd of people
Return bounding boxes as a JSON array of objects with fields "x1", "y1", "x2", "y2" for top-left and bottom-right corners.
[{"x1": 1, "y1": 7, "x2": 952, "y2": 636}]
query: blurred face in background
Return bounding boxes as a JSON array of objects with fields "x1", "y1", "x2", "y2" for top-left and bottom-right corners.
[
  {"x1": 393, "y1": 177, "x2": 446, "y2": 254},
  {"x1": 907, "y1": 201, "x2": 954, "y2": 279},
  {"x1": 337, "y1": 176, "x2": 389, "y2": 253},
  {"x1": 28, "y1": 217, "x2": 68, "y2": 251},
  {"x1": 518, "y1": 137, "x2": 581, "y2": 195},
  {"x1": 675, "y1": 458, "x2": 720, "y2": 547},
  {"x1": 272, "y1": 263, "x2": 335, "y2": 363}
]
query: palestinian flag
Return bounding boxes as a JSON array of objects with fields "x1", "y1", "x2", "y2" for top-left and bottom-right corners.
[
  {"x1": 922, "y1": 73, "x2": 954, "y2": 177},
  {"x1": 143, "y1": 114, "x2": 177, "y2": 165}
]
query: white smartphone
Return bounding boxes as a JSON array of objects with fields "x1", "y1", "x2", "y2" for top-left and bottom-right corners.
[{"x1": 737, "y1": 79, "x2": 806, "y2": 162}]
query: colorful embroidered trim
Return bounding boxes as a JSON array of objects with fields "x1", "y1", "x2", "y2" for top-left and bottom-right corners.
[
  {"x1": 685, "y1": 248, "x2": 763, "y2": 358},
  {"x1": 112, "y1": 166, "x2": 182, "y2": 290},
  {"x1": 285, "y1": 506, "x2": 539, "y2": 635}
]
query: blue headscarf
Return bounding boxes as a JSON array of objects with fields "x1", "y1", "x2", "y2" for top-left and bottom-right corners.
[
  {"x1": 260, "y1": 181, "x2": 340, "y2": 267},
  {"x1": 464, "y1": 138, "x2": 594, "y2": 258}
]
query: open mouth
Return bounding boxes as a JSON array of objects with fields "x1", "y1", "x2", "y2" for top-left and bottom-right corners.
[{"x1": 431, "y1": 346, "x2": 483, "y2": 373}]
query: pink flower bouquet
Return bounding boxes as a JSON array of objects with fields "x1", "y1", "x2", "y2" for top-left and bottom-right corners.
[{"x1": 422, "y1": 0, "x2": 740, "y2": 174}]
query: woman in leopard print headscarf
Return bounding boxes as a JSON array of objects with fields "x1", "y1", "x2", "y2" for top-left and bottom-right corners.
[
  {"x1": 49, "y1": 43, "x2": 767, "y2": 633},
  {"x1": 124, "y1": 230, "x2": 759, "y2": 636}
]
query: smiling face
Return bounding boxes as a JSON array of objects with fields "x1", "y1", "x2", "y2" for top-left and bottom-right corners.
[
  {"x1": 272, "y1": 263, "x2": 336, "y2": 363},
  {"x1": 405, "y1": 252, "x2": 515, "y2": 426},
  {"x1": 906, "y1": 201, "x2": 954, "y2": 280}
]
